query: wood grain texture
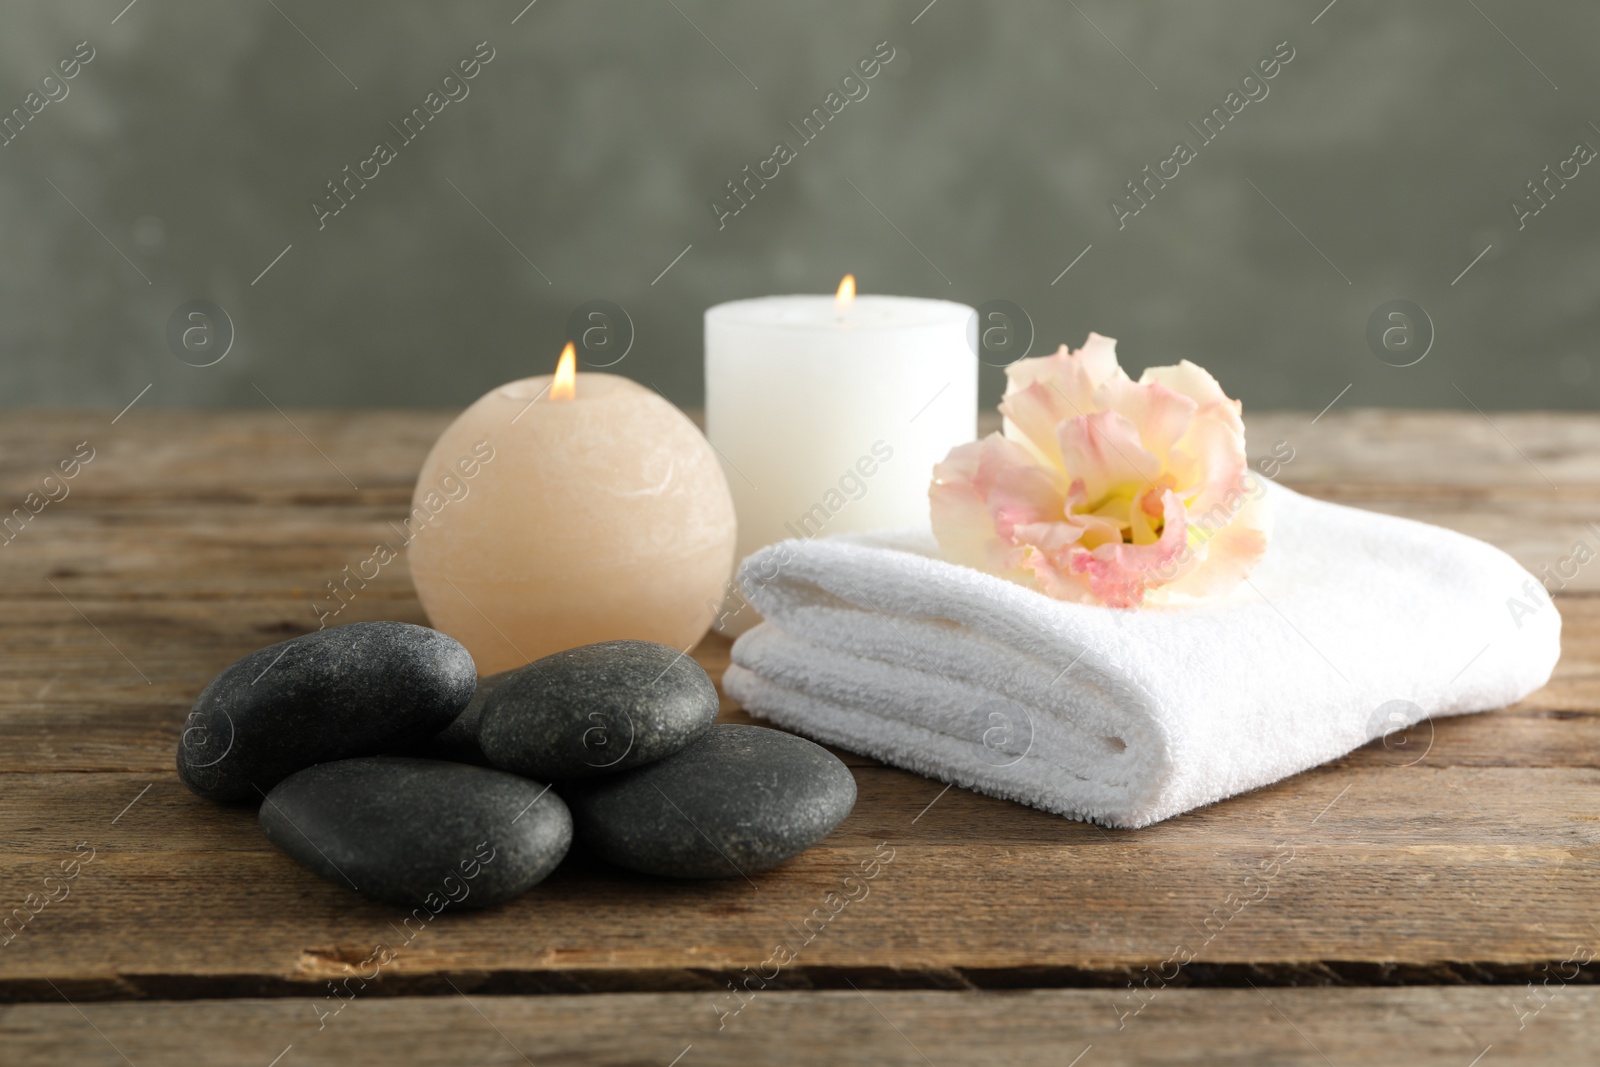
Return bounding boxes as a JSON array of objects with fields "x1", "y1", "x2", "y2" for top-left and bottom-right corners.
[
  {"x1": 0, "y1": 411, "x2": 1595, "y2": 1034},
  {"x1": 1, "y1": 756, "x2": 1595, "y2": 1000},
  {"x1": 2, "y1": 989, "x2": 1594, "y2": 1066}
]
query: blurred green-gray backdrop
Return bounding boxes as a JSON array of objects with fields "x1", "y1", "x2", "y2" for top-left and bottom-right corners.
[{"x1": 2, "y1": 0, "x2": 1597, "y2": 412}]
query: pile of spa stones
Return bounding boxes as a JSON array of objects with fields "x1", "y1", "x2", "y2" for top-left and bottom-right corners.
[{"x1": 176, "y1": 621, "x2": 855, "y2": 909}]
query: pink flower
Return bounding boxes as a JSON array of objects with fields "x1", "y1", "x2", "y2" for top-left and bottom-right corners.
[{"x1": 930, "y1": 333, "x2": 1269, "y2": 608}]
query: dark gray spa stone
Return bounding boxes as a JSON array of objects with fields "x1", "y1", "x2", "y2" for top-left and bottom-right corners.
[
  {"x1": 477, "y1": 640, "x2": 718, "y2": 781},
  {"x1": 176, "y1": 621, "x2": 476, "y2": 802},
  {"x1": 259, "y1": 756, "x2": 571, "y2": 908},
  {"x1": 562, "y1": 724, "x2": 856, "y2": 879},
  {"x1": 410, "y1": 669, "x2": 511, "y2": 766}
]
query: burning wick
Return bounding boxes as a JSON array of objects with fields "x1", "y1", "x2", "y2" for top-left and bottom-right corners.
[
  {"x1": 835, "y1": 274, "x2": 856, "y2": 318},
  {"x1": 550, "y1": 341, "x2": 577, "y2": 402}
]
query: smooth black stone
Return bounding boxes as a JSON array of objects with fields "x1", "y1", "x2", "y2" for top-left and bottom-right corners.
[
  {"x1": 562, "y1": 724, "x2": 856, "y2": 879},
  {"x1": 477, "y1": 640, "x2": 717, "y2": 781},
  {"x1": 259, "y1": 756, "x2": 571, "y2": 908},
  {"x1": 177, "y1": 621, "x2": 476, "y2": 801},
  {"x1": 406, "y1": 670, "x2": 512, "y2": 766}
]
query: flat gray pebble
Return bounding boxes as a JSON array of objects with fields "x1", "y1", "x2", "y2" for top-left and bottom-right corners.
[
  {"x1": 562, "y1": 724, "x2": 856, "y2": 879},
  {"x1": 178, "y1": 622, "x2": 476, "y2": 801},
  {"x1": 478, "y1": 640, "x2": 717, "y2": 781},
  {"x1": 259, "y1": 756, "x2": 571, "y2": 908}
]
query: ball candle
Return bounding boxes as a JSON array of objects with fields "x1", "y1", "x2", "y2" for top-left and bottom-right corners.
[
  {"x1": 409, "y1": 344, "x2": 737, "y2": 674},
  {"x1": 705, "y1": 278, "x2": 977, "y2": 631}
]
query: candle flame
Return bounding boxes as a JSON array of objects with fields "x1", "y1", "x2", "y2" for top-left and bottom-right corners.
[
  {"x1": 551, "y1": 341, "x2": 577, "y2": 402},
  {"x1": 835, "y1": 274, "x2": 856, "y2": 314}
]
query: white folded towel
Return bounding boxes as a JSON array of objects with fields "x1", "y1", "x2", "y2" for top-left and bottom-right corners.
[{"x1": 724, "y1": 481, "x2": 1561, "y2": 828}]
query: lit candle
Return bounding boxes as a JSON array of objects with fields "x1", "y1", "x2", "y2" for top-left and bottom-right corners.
[
  {"x1": 705, "y1": 278, "x2": 977, "y2": 631},
  {"x1": 409, "y1": 344, "x2": 738, "y2": 673}
]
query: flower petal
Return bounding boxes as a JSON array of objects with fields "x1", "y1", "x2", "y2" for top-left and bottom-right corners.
[
  {"x1": 1139, "y1": 360, "x2": 1239, "y2": 423},
  {"x1": 1170, "y1": 405, "x2": 1250, "y2": 515},
  {"x1": 998, "y1": 380, "x2": 1077, "y2": 470},
  {"x1": 1108, "y1": 377, "x2": 1197, "y2": 470},
  {"x1": 1152, "y1": 487, "x2": 1272, "y2": 603},
  {"x1": 1055, "y1": 410, "x2": 1164, "y2": 506},
  {"x1": 1075, "y1": 490, "x2": 1189, "y2": 608},
  {"x1": 931, "y1": 434, "x2": 1066, "y2": 581},
  {"x1": 930, "y1": 336, "x2": 1266, "y2": 609},
  {"x1": 1005, "y1": 332, "x2": 1125, "y2": 394},
  {"x1": 1001, "y1": 334, "x2": 1131, "y2": 456}
]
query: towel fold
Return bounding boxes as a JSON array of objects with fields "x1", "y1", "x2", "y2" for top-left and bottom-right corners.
[{"x1": 724, "y1": 481, "x2": 1561, "y2": 827}]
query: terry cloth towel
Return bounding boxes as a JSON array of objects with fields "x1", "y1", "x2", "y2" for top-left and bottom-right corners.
[{"x1": 723, "y1": 481, "x2": 1561, "y2": 828}]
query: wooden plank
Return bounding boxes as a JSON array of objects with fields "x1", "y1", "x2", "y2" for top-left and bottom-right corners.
[
  {"x1": 2, "y1": 989, "x2": 1595, "y2": 1066},
  {"x1": 1244, "y1": 409, "x2": 1597, "y2": 489},
  {"x1": 0, "y1": 758, "x2": 1594, "y2": 998},
  {"x1": 0, "y1": 411, "x2": 448, "y2": 504},
  {"x1": 0, "y1": 410, "x2": 1594, "y2": 1005}
]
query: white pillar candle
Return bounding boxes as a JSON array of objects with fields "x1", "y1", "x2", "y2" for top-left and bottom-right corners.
[{"x1": 705, "y1": 281, "x2": 977, "y2": 632}]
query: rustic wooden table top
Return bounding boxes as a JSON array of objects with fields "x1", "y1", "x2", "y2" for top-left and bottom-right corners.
[{"x1": 1, "y1": 408, "x2": 1596, "y2": 1066}]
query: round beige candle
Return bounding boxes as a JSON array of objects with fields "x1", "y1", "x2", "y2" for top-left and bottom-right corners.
[{"x1": 408, "y1": 348, "x2": 737, "y2": 674}]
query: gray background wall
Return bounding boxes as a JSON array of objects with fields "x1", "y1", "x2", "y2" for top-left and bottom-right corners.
[{"x1": 1, "y1": 0, "x2": 1596, "y2": 413}]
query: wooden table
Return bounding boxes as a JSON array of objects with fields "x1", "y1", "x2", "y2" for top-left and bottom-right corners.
[{"x1": 1, "y1": 409, "x2": 1595, "y2": 1065}]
